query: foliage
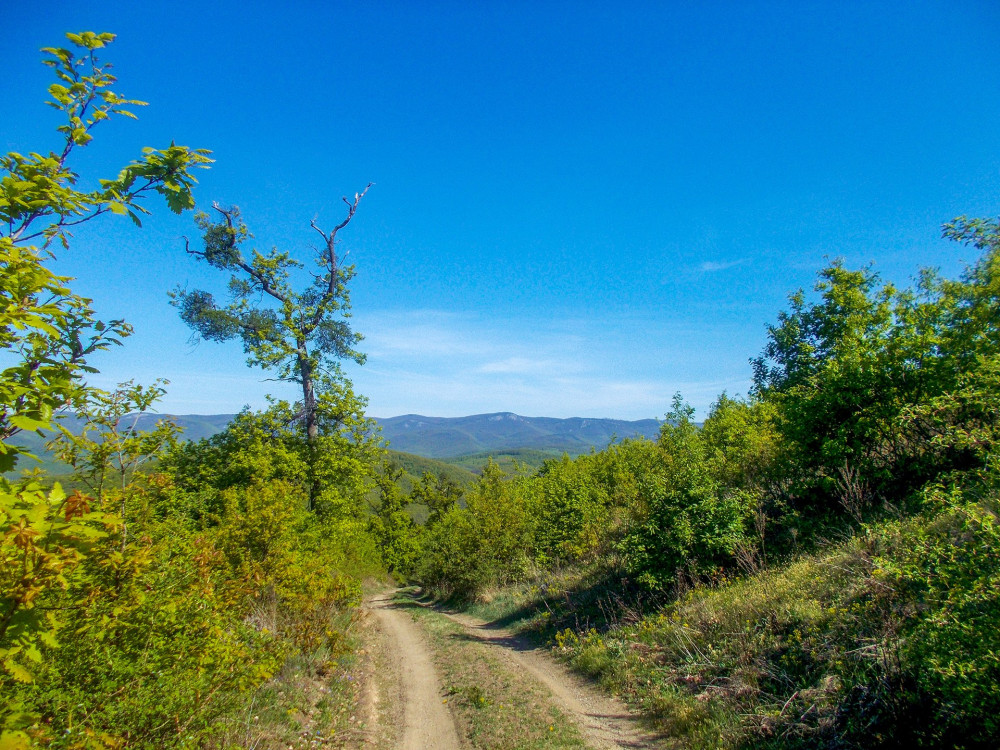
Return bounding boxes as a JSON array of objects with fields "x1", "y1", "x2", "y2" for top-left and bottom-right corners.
[
  {"x1": 48, "y1": 379, "x2": 179, "y2": 501},
  {"x1": 410, "y1": 469, "x2": 465, "y2": 526},
  {"x1": 211, "y1": 478, "x2": 366, "y2": 651},
  {"x1": 4, "y1": 399, "x2": 380, "y2": 746},
  {"x1": 417, "y1": 461, "x2": 539, "y2": 598},
  {"x1": 1, "y1": 32, "x2": 380, "y2": 748},
  {"x1": 442, "y1": 448, "x2": 564, "y2": 475},
  {"x1": 0, "y1": 478, "x2": 111, "y2": 688},
  {"x1": 0, "y1": 32, "x2": 209, "y2": 472},
  {"x1": 162, "y1": 383, "x2": 384, "y2": 522},
  {"x1": 171, "y1": 192, "x2": 372, "y2": 505},
  {"x1": 387, "y1": 450, "x2": 476, "y2": 491},
  {"x1": 550, "y1": 482, "x2": 1000, "y2": 749},
  {"x1": 700, "y1": 394, "x2": 781, "y2": 493},
  {"x1": 367, "y1": 465, "x2": 423, "y2": 576},
  {"x1": 751, "y1": 262, "x2": 912, "y2": 514},
  {"x1": 617, "y1": 395, "x2": 756, "y2": 588},
  {"x1": 751, "y1": 224, "x2": 1000, "y2": 527},
  {"x1": 0, "y1": 31, "x2": 212, "y2": 745},
  {"x1": 534, "y1": 454, "x2": 608, "y2": 564},
  {"x1": 870, "y1": 483, "x2": 1000, "y2": 744},
  {"x1": 9, "y1": 507, "x2": 284, "y2": 748}
]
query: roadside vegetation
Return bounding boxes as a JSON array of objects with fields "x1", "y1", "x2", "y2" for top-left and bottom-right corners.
[
  {"x1": 396, "y1": 215, "x2": 1000, "y2": 746},
  {"x1": 0, "y1": 33, "x2": 392, "y2": 748}
]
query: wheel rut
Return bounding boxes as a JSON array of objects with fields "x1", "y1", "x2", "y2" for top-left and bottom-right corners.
[
  {"x1": 365, "y1": 592, "x2": 462, "y2": 750},
  {"x1": 367, "y1": 589, "x2": 660, "y2": 749},
  {"x1": 440, "y1": 608, "x2": 658, "y2": 749}
]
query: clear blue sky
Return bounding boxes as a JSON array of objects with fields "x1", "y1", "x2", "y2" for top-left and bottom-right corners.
[{"x1": 5, "y1": 1, "x2": 1000, "y2": 419}]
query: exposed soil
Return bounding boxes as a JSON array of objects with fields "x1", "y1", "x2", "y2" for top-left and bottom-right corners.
[
  {"x1": 362, "y1": 590, "x2": 660, "y2": 749},
  {"x1": 441, "y1": 609, "x2": 658, "y2": 750},
  {"x1": 365, "y1": 592, "x2": 463, "y2": 750}
]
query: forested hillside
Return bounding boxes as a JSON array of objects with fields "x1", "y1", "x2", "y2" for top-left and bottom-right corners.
[
  {"x1": 7, "y1": 411, "x2": 661, "y2": 477},
  {"x1": 377, "y1": 413, "x2": 663, "y2": 458}
]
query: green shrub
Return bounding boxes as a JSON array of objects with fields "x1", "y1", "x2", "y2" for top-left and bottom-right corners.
[
  {"x1": 534, "y1": 454, "x2": 608, "y2": 564},
  {"x1": 617, "y1": 396, "x2": 756, "y2": 587}
]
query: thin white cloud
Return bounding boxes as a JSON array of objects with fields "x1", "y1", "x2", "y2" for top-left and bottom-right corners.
[
  {"x1": 356, "y1": 354, "x2": 752, "y2": 419},
  {"x1": 145, "y1": 306, "x2": 760, "y2": 420},
  {"x1": 477, "y1": 357, "x2": 580, "y2": 375},
  {"x1": 699, "y1": 259, "x2": 747, "y2": 272},
  {"x1": 360, "y1": 310, "x2": 498, "y2": 357}
]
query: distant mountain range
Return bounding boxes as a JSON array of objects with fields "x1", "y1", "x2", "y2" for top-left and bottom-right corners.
[
  {"x1": 8, "y1": 411, "x2": 663, "y2": 469},
  {"x1": 376, "y1": 412, "x2": 662, "y2": 458}
]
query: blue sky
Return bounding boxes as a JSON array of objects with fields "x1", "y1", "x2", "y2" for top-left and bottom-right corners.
[{"x1": 5, "y1": 1, "x2": 1000, "y2": 419}]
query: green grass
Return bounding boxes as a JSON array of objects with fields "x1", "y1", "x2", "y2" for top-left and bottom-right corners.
[{"x1": 445, "y1": 498, "x2": 1000, "y2": 748}]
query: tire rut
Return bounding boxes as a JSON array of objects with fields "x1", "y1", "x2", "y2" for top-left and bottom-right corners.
[
  {"x1": 366, "y1": 593, "x2": 462, "y2": 750},
  {"x1": 440, "y1": 608, "x2": 659, "y2": 749}
]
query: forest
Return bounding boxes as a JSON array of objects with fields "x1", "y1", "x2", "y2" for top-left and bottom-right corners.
[{"x1": 2, "y1": 31, "x2": 999, "y2": 749}]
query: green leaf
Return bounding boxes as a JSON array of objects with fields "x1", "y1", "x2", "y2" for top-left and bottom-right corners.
[
  {"x1": 0, "y1": 451, "x2": 17, "y2": 473},
  {"x1": 48, "y1": 483, "x2": 66, "y2": 504},
  {"x1": 8, "y1": 415, "x2": 50, "y2": 432},
  {"x1": 1, "y1": 660, "x2": 33, "y2": 684},
  {"x1": 0, "y1": 730, "x2": 33, "y2": 750}
]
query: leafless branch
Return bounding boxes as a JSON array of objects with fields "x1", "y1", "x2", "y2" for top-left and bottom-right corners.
[{"x1": 307, "y1": 183, "x2": 373, "y2": 329}]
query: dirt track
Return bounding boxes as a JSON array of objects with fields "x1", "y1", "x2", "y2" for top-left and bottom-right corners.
[
  {"x1": 366, "y1": 592, "x2": 462, "y2": 749},
  {"x1": 441, "y1": 609, "x2": 655, "y2": 749},
  {"x1": 364, "y1": 591, "x2": 657, "y2": 749}
]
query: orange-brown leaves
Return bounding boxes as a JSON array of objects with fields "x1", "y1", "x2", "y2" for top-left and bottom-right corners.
[{"x1": 63, "y1": 490, "x2": 92, "y2": 521}]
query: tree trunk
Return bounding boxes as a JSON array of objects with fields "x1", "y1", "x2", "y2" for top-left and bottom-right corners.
[{"x1": 298, "y1": 353, "x2": 320, "y2": 510}]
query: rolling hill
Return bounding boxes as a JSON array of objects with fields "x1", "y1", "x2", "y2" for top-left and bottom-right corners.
[
  {"x1": 376, "y1": 412, "x2": 662, "y2": 458},
  {"x1": 5, "y1": 411, "x2": 663, "y2": 476}
]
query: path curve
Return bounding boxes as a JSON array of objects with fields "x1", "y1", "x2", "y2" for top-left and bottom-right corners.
[
  {"x1": 366, "y1": 593, "x2": 462, "y2": 750},
  {"x1": 442, "y1": 608, "x2": 658, "y2": 749}
]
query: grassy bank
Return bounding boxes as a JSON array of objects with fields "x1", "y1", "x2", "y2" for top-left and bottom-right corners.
[{"x1": 446, "y1": 493, "x2": 1000, "y2": 749}]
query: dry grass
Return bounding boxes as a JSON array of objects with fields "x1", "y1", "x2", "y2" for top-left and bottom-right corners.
[{"x1": 208, "y1": 613, "x2": 373, "y2": 749}]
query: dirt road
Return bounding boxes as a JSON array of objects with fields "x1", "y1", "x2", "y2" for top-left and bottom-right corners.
[
  {"x1": 366, "y1": 592, "x2": 462, "y2": 750},
  {"x1": 442, "y1": 609, "x2": 655, "y2": 750},
  {"x1": 364, "y1": 591, "x2": 658, "y2": 749}
]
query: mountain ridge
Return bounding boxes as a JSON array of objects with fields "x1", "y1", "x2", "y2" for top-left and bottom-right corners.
[
  {"x1": 375, "y1": 411, "x2": 662, "y2": 458},
  {"x1": 7, "y1": 411, "x2": 664, "y2": 467}
]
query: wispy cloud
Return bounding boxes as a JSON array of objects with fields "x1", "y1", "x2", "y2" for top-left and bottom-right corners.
[
  {"x1": 349, "y1": 309, "x2": 754, "y2": 418},
  {"x1": 360, "y1": 310, "x2": 498, "y2": 357},
  {"x1": 477, "y1": 357, "x2": 580, "y2": 375},
  {"x1": 356, "y1": 365, "x2": 751, "y2": 420},
  {"x1": 699, "y1": 259, "x2": 747, "y2": 272}
]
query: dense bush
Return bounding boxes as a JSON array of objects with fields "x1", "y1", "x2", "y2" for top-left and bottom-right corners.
[
  {"x1": 618, "y1": 396, "x2": 758, "y2": 587},
  {"x1": 417, "y1": 461, "x2": 538, "y2": 598},
  {"x1": 534, "y1": 454, "x2": 608, "y2": 564},
  {"x1": 752, "y1": 220, "x2": 1000, "y2": 527},
  {"x1": 553, "y1": 477, "x2": 1000, "y2": 748}
]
